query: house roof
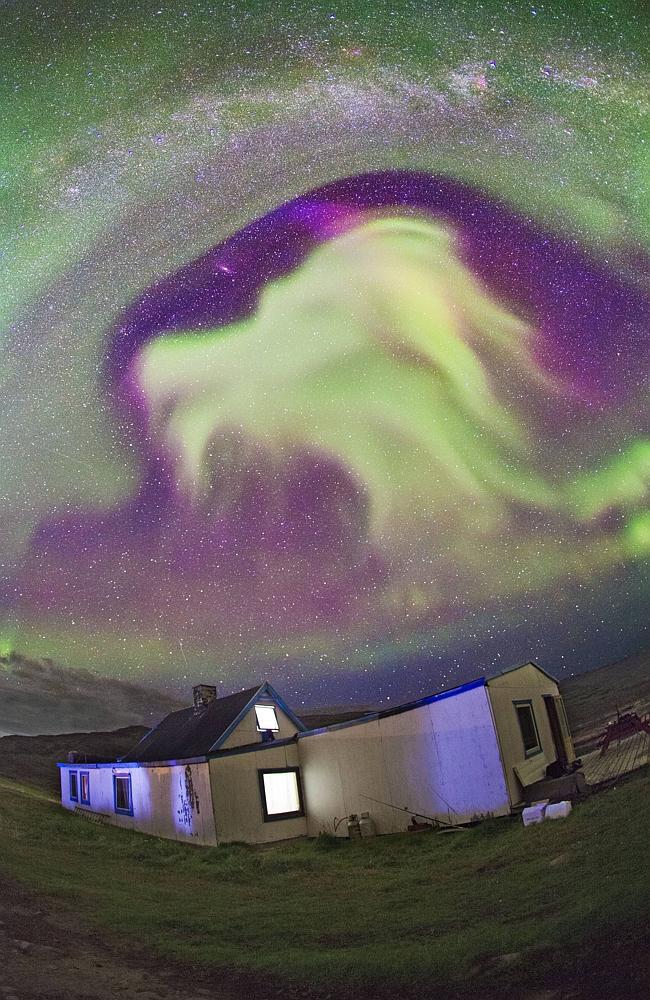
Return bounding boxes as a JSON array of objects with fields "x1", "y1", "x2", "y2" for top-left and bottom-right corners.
[
  {"x1": 485, "y1": 660, "x2": 559, "y2": 685},
  {"x1": 111, "y1": 662, "x2": 559, "y2": 764},
  {"x1": 298, "y1": 663, "x2": 560, "y2": 739},
  {"x1": 121, "y1": 682, "x2": 304, "y2": 763}
]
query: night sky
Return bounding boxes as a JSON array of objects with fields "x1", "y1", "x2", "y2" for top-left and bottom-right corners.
[{"x1": 1, "y1": 1, "x2": 648, "y2": 710}]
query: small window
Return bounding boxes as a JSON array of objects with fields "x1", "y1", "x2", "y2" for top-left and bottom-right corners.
[
  {"x1": 258, "y1": 768, "x2": 304, "y2": 822},
  {"x1": 113, "y1": 773, "x2": 133, "y2": 816},
  {"x1": 255, "y1": 704, "x2": 279, "y2": 732},
  {"x1": 515, "y1": 701, "x2": 542, "y2": 757},
  {"x1": 79, "y1": 771, "x2": 90, "y2": 805},
  {"x1": 69, "y1": 770, "x2": 78, "y2": 802}
]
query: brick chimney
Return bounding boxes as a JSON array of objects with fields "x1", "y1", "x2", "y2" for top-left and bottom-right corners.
[{"x1": 193, "y1": 684, "x2": 217, "y2": 714}]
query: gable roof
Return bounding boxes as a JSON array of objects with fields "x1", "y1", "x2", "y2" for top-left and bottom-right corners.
[
  {"x1": 486, "y1": 661, "x2": 559, "y2": 685},
  {"x1": 121, "y1": 682, "x2": 305, "y2": 763}
]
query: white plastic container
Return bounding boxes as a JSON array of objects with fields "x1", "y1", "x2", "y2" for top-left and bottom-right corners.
[
  {"x1": 522, "y1": 800, "x2": 548, "y2": 826},
  {"x1": 545, "y1": 800, "x2": 572, "y2": 821}
]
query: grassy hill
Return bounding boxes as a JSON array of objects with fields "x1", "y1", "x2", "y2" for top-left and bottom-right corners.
[
  {"x1": 561, "y1": 647, "x2": 650, "y2": 749},
  {"x1": 0, "y1": 726, "x2": 147, "y2": 796},
  {"x1": 0, "y1": 651, "x2": 184, "y2": 736},
  {"x1": 1, "y1": 768, "x2": 649, "y2": 998}
]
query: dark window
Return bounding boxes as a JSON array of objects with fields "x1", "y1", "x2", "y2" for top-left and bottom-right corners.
[
  {"x1": 113, "y1": 773, "x2": 133, "y2": 816},
  {"x1": 79, "y1": 771, "x2": 90, "y2": 805},
  {"x1": 69, "y1": 770, "x2": 78, "y2": 802},
  {"x1": 258, "y1": 767, "x2": 304, "y2": 822},
  {"x1": 515, "y1": 701, "x2": 542, "y2": 756}
]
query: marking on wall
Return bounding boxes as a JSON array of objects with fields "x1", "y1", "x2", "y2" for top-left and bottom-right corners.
[{"x1": 177, "y1": 764, "x2": 201, "y2": 832}]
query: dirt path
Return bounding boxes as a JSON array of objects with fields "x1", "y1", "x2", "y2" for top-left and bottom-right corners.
[
  {"x1": 0, "y1": 878, "x2": 318, "y2": 1000},
  {"x1": 1, "y1": 875, "x2": 648, "y2": 1000}
]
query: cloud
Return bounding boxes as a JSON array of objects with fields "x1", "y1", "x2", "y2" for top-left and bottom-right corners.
[{"x1": 0, "y1": 653, "x2": 184, "y2": 736}]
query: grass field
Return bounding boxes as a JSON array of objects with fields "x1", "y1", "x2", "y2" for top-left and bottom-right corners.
[{"x1": 1, "y1": 768, "x2": 649, "y2": 997}]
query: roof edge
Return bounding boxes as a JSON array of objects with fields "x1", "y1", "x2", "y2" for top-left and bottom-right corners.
[
  {"x1": 208, "y1": 734, "x2": 298, "y2": 760},
  {"x1": 208, "y1": 681, "x2": 307, "y2": 752},
  {"x1": 486, "y1": 660, "x2": 558, "y2": 685},
  {"x1": 58, "y1": 755, "x2": 208, "y2": 769},
  {"x1": 207, "y1": 683, "x2": 265, "y2": 752},
  {"x1": 263, "y1": 682, "x2": 308, "y2": 733},
  {"x1": 117, "y1": 721, "x2": 160, "y2": 762},
  {"x1": 58, "y1": 733, "x2": 301, "y2": 769},
  {"x1": 298, "y1": 676, "x2": 487, "y2": 739}
]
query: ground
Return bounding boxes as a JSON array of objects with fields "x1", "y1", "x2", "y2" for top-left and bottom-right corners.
[
  {"x1": 0, "y1": 876, "x2": 340, "y2": 1000},
  {"x1": 2, "y1": 765, "x2": 650, "y2": 1000},
  {"x1": 0, "y1": 878, "x2": 205, "y2": 1000},
  {"x1": 561, "y1": 647, "x2": 650, "y2": 750},
  {"x1": 1, "y1": 876, "x2": 649, "y2": 1000}
]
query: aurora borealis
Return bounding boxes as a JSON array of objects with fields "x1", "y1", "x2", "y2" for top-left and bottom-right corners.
[{"x1": 1, "y1": 2, "x2": 648, "y2": 704}]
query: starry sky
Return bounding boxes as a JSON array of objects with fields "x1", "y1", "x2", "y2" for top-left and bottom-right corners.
[{"x1": 1, "y1": 0, "x2": 648, "y2": 709}]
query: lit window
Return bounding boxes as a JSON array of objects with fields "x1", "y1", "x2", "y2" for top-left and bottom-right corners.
[
  {"x1": 113, "y1": 773, "x2": 133, "y2": 816},
  {"x1": 515, "y1": 702, "x2": 542, "y2": 757},
  {"x1": 258, "y1": 768, "x2": 304, "y2": 822},
  {"x1": 255, "y1": 704, "x2": 279, "y2": 732},
  {"x1": 79, "y1": 771, "x2": 90, "y2": 805},
  {"x1": 69, "y1": 770, "x2": 78, "y2": 802}
]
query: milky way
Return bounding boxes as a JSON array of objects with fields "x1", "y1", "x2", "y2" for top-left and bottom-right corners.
[{"x1": 1, "y1": 2, "x2": 648, "y2": 703}]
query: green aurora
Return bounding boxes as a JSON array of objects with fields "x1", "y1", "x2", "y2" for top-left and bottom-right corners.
[{"x1": 1, "y1": 1, "x2": 648, "y2": 698}]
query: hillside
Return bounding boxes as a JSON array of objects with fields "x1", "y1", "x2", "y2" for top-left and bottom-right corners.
[
  {"x1": 1, "y1": 767, "x2": 650, "y2": 999},
  {"x1": 1, "y1": 645, "x2": 648, "y2": 794},
  {"x1": 0, "y1": 726, "x2": 147, "y2": 796},
  {"x1": 561, "y1": 646, "x2": 650, "y2": 749},
  {"x1": 0, "y1": 652, "x2": 184, "y2": 736}
]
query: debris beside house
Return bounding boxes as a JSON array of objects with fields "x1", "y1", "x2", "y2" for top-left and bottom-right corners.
[
  {"x1": 522, "y1": 799, "x2": 572, "y2": 826},
  {"x1": 597, "y1": 710, "x2": 650, "y2": 756}
]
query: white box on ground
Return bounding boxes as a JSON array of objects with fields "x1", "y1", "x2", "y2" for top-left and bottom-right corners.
[
  {"x1": 545, "y1": 800, "x2": 572, "y2": 820},
  {"x1": 522, "y1": 800, "x2": 549, "y2": 826}
]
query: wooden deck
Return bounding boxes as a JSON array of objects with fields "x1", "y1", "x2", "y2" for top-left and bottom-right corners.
[{"x1": 581, "y1": 732, "x2": 650, "y2": 787}]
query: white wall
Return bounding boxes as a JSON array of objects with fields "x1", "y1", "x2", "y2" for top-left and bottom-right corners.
[
  {"x1": 209, "y1": 742, "x2": 307, "y2": 844},
  {"x1": 299, "y1": 684, "x2": 510, "y2": 836},
  {"x1": 57, "y1": 683, "x2": 524, "y2": 847},
  {"x1": 487, "y1": 664, "x2": 575, "y2": 805},
  {"x1": 59, "y1": 761, "x2": 217, "y2": 845}
]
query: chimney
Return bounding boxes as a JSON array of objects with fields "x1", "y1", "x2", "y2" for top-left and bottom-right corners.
[{"x1": 193, "y1": 684, "x2": 217, "y2": 714}]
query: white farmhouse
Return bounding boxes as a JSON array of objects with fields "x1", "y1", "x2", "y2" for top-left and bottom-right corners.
[{"x1": 58, "y1": 663, "x2": 576, "y2": 845}]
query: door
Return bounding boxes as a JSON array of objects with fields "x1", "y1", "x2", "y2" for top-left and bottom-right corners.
[{"x1": 543, "y1": 695, "x2": 568, "y2": 766}]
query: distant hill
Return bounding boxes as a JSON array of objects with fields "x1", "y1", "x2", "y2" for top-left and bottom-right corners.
[
  {"x1": 2, "y1": 646, "x2": 648, "y2": 796},
  {"x1": 561, "y1": 646, "x2": 650, "y2": 749},
  {"x1": 0, "y1": 725, "x2": 148, "y2": 796},
  {"x1": 300, "y1": 707, "x2": 375, "y2": 729},
  {"x1": 0, "y1": 652, "x2": 184, "y2": 736}
]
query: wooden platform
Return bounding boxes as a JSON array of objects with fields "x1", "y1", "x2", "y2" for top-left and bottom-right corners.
[{"x1": 581, "y1": 732, "x2": 650, "y2": 788}]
